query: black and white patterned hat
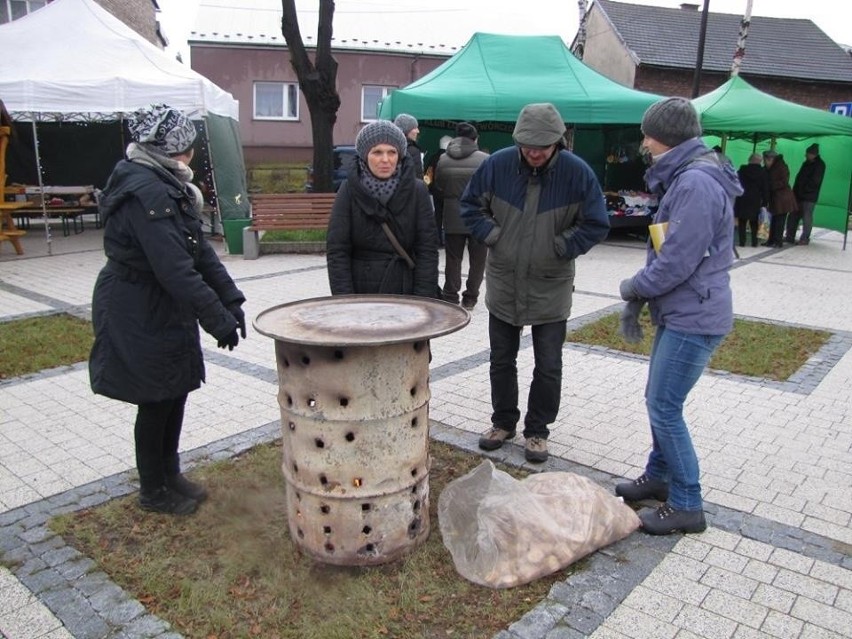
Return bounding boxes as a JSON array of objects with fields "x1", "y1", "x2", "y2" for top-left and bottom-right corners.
[{"x1": 127, "y1": 104, "x2": 197, "y2": 156}]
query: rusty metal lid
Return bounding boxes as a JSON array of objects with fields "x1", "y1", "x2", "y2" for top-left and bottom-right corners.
[{"x1": 253, "y1": 294, "x2": 471, "y2": 346}]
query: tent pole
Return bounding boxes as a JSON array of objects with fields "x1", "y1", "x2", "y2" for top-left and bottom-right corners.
[
  {"x1": 844, "y1": 170, "x2": 851, "y2": 251},
  {"x1": 31, "y1": 118, "x2": 52, "y2": 256}
]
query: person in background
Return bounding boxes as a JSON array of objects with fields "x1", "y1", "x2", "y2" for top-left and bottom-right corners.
[
  {"x1": 393, "y1": 113, "x2": 424, "y2": 180},
  {"x1": 424, "y1": 135, "x2": 452, "y2": 247},
  {"x1": 326, "y1": 119, "x2": 438, "y2": 297},
  {"x1": 89, "y1": 104, "x2": 246, "y2": 516},
  {"x1": 788, "y1": 143, "x2": 826, "y2": 246},
  {"x1": 617, "y1": 97, "x2": 742, "y2": 535},
  {"x1": 762, "y1": 150, "x2": 797, "y2": 249},
  {"x1": 734, "y1": 153, "x2": 770, "y2": 248},
  {"x1": 434, "y1": 122, "x2": 489, "y2": 310},
  {"x1": 461, "y1": 103, "x2": 609, "y2": 464}
]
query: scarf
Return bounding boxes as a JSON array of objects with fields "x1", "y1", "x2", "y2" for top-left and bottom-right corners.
[
  {"x1": 357, "y1": 157, "x2": 400, "y2": 205},
  {"x1": 126, "y1": 142, "x2": 203, "y2": 216}
]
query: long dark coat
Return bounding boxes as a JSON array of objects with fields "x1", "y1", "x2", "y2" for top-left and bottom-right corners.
[
  {"x1": 326, "y1": 159, "x2": 438, "y2": 297},
  {"x1": 766, "y1": 156, "x2": 797, "y2": 216},
  {"x1": 89, "y1": 160, "x2": 244, "y2": 404},
  {"x1": 734, "y1": 163, "x2": 770, "y2": 222}
]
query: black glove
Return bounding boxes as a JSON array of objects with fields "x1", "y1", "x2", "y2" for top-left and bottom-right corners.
[
  {"x1": 217, "y1": 328, "x2": 240, "y2": 351},
  {"x1": 619, "y1": 277, "x2": 641, "y2": 301},
  {"x1": 619, "y1": 300, "x2": 646, "y2": 344},
  {"x1": 229, "y1": 304, "x2": 246, "y2": 339}
]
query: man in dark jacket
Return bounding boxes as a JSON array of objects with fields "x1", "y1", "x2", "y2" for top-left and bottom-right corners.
[
  {"x1": 787, "y1": 143, "x2": 826, "y2": 246},
  {"x1": 394, "y1": 113, "x2": 424, "y2": 180},
  {"x1": 734, "y1": 153, "x2": 770, "y2": 247},
  {"x1": 461, "y1": 103, "x2": 609, "y2": 463},
  {"x1": 434, "y1": 122, "x2": 489, "y2": 309}
]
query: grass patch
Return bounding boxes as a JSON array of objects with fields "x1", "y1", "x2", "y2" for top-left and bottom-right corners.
[
  {"x1": 261, "y1": 229, "x2": 327, "y2": 243},
  {"x1": 567, "y1": 310, "x2": 831, "y2": 381},
  {"x1": 50, "y1": 440, "x2": 569, "y2": 639},
  {"x1": 247, "y1": 163, "x2": 308, "y2": 194},
  {"x1": 0, "y1": 313, "x2": 93, "y2": 379}
]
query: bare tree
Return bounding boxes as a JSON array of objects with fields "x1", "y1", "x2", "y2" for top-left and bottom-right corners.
[{"x1": 281, "y1": 0, "x2": 340, "y2": 192}]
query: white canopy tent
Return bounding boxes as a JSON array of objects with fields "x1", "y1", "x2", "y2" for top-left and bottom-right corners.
[
  {"x1": 0, "y1": 0, "x2": 248, "y2": 253},
  {"x1": 0, "y1": 0, "x2": 238, "y2": 119}
]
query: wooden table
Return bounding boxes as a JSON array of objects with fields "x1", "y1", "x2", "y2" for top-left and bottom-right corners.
[{"x1": 0, "y1": 202, "x2": 29, "y2": 255}]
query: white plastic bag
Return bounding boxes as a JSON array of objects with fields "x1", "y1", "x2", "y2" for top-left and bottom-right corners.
[{"x1": 438, "y1": 460, "x2": 640, "y2": 588}]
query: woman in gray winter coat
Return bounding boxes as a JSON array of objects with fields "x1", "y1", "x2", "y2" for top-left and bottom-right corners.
[
  {"x1": 89, "y1": 105, "x2": 246, "y2": 516},
  {"x1": 326, "y1": 119, "x2": 438, "y2": 297}
]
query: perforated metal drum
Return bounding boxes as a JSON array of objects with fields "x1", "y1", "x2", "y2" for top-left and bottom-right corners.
[{"x1": 254, "y1": 294, "x2": 470, "y2": 565}]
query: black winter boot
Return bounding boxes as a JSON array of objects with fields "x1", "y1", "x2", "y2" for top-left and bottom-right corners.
[
  {"x1": 615, "y1": 474, "x2": 669, "y2": 502},
  {"x1": 139, "y1": 486, "x2": 198, "y2": 515},
  {"x1": 166, "y1": 474, "x2": 208, "y2": 502},
  {"x1": 639, "y1": 503, "x2": 706, "y2": 535}
]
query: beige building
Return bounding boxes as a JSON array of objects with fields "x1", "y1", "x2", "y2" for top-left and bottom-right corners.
[
  {"x1": 575, "y1": 0, "x2": 852, "y2": 108},
  {"x1": 1, "y1": 0, "x2": 165, "y2": 48}
]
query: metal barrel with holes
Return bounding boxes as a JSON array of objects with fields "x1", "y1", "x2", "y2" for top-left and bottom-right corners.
[{"x1": 254, "y1": 294, "x2": 470, "y2": 566}]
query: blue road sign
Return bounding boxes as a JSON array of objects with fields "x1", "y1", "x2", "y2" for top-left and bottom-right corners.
[{"x1": 829, "y1": 102, "x2": 852, "y2": 116}]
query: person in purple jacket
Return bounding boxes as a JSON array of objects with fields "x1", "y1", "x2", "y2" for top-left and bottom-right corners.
[{"x1": 617, "y1": 97, "x2": 743, "y2": 535}]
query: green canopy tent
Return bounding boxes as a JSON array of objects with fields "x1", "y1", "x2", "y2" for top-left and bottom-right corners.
[
  {"x1": 693, "y1": 76, "x2": 852, "y2": 242},
  {"x1": 378, "y1": 33, "x2": 661, "y2": 186},
  {"x1": 379, "y1": 33, "x2": 661, "y2": 123}
]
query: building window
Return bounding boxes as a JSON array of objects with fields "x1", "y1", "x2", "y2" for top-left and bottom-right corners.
[
  {"x1": 1, "y1": 0, "x2": 48, "y2": 23},
  {"x1": 254, "y1": 82, "x2": 299, "y2": 120},
  {"x1": 362, "y1": 86, "x2": 395, "y2": 121},
  {"x1": 3, "y1": 0, "x2": 47, "y2": 22}
]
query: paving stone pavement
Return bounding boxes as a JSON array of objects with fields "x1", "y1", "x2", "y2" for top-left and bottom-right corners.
[{"x1": 1, "y1": 225, "x2": 851, "y2": 638}]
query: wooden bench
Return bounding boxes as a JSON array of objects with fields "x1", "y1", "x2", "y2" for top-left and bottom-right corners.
[
  {"x1": 243, "y1": 192, "x2": 336, "y2": 259},
  {"x1": 12, "y1": 206, "x2": 95, "y2": 237}
]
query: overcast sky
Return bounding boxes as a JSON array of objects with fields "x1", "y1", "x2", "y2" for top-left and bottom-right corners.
[{"x1": 158, "y1": 0, "x2": 849, "y2": 61}]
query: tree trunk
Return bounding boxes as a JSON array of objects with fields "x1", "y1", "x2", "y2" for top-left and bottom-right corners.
[{"x1": 281, "y1": 0, "x2": 341, "y2": 193}]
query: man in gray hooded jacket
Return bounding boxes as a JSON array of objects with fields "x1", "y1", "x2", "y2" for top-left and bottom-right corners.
[
  {"x1": 461, "y1": 103, "x2": 609, "y2": 463},
  {"x1": 434, "y1": 121, "x2": 489, "y2": 309},
  {"x1": 617, "y1": 97, "x2": 743, "y2": 535}
]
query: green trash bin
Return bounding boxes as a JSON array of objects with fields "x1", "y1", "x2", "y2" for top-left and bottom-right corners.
[{"x1": 221, "y1": 218, "x2": 251, "y2": 255}]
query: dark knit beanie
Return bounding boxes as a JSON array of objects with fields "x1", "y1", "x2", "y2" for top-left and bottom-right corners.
[
  {"x1": 455, "y1": 121, "x2": 478, "y2": 140},
  {"x1": 127, "y1": 104, "x2": 197, "y2": 156},
  {"x1": 641, "y1": 97, "x2": 702, "y2": 148},
  {"x1": 393, "y1": 113, "x2": 419, "y2": 135},
  {"x1": 355, "y1": 120, "x2": 408, "y2": 161},
  {"x1": 512, "y1": 103, "x2": 566, "y2": 147},
  {"x1": 806, "y1": 143, "x2": 819, "y2": 155}
]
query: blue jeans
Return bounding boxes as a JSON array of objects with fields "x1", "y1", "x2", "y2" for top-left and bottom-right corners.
[
  {"x1": 644, "y1": 327, "x2": 723, "y2": 511},
  {"x1": 489, "y1": 314, "x2": 566, "y2": 438}
]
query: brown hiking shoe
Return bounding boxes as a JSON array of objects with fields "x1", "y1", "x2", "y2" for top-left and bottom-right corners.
[
  {"x1": 478, "y1": 427, "x2": 516, "y2": 451},
  {"x1": 524, "y1": 437, "x2": 548, "y2": 463}
]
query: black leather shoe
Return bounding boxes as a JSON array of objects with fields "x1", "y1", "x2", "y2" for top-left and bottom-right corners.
[
  {"x1": 639, "y1": 503, "x2": 706, "y2": 535},
  {"x1": 166, "y1": 474, "x2": 208, "y2": 502},
  {"x1": 615, "y1": 474, "x2": 669, "y2": 502},
  {"x1": 139, "y1": 486, "x2": 198, "y2": 515}
]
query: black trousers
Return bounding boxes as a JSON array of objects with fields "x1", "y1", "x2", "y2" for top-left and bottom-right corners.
[
  {"x1": 737, "y1": 216, "x2": 758, "y2": 247},
  {"x1": 135, "y1": 394, "x2": 188, "y2": 492},
  {"x1": 489, "y1": 314, "x2": 566, "y2": 439},
  {"x1": 442, "y1": 234, "x2": 487, "y2": 305},
  {"x1": 768, "y1": 213, "x2": 786, "y2": 246}
]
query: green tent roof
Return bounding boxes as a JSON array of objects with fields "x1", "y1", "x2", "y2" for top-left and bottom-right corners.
[
  {"x1": 693, "y1": 75, "x2": 852, "y2": 140},
  {"x1": 378, "y1": 33, "x2": 661, "y2": 124}
]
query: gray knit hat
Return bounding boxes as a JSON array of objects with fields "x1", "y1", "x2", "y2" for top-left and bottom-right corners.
[
  {"x1": 641, "y1": 97, "x2": 702, "y2": 148},
  {"x1": 355, "y1": 120, "x2": 408, "y2": 161},
  {"x1": 512, "y1": 103, "x2": 566, "y2": 147},
  {"x1": 393, "y1": 113, "x2": 419, "y2": 135},
  {"x1": 128, "y1": 104, "x2": 197, "y2": 156}
]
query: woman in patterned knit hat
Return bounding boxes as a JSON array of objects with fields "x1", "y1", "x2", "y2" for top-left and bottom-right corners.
[
  {"x1": 326, "y1": 119, "x2": 438, "y2": 297},
  {"x1": 89, "y1": 104, "x2": 246, "y2": 516}
]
